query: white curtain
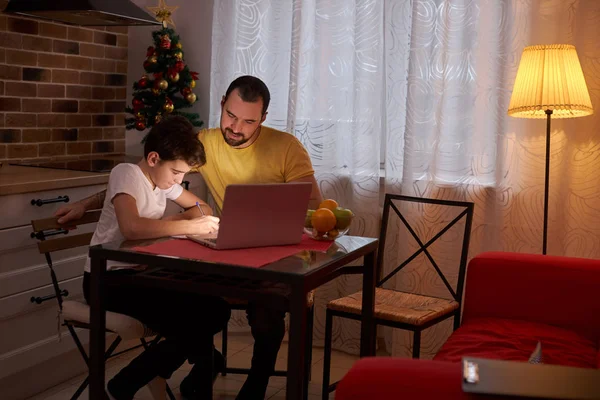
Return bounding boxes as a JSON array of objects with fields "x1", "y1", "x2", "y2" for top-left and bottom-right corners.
[{"x1": 210, "y1": 0, "x2": 600, "y2": 357}]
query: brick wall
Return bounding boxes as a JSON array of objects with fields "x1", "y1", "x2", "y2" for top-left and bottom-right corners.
[{"x1": 0, "y1": 13, "x2": 128, "y2": 162}]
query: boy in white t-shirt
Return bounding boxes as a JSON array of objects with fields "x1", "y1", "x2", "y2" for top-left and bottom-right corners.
[{"x1": 82, "y1": 116, "x2": 230, "y2": 400}]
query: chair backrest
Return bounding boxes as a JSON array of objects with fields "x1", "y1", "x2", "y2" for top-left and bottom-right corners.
[
  {"x1": 376, "y1": 194, "x2": 474, "y2": 304},
  {"x1": 30, "y1": 210, "x2": 101, "y2": 308}
]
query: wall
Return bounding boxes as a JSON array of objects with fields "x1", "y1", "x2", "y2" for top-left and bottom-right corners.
[
  {"x1": 0, "y1": 12, "x2": 128, "y2": 163},
  {"x1": 126, "y1": 0, "x2": 214, "y2": 155}
]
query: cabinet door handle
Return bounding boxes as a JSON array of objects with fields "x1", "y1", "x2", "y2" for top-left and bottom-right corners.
[
  {"x1": 30, "y1": 289, "x2": 69, "y2": 305},
  {"x1": 31, "y1": 195, "x2": 70, "y2": 207},
  {"x1": 31, "y1": 228, "x2": 69, "y2": 240}
]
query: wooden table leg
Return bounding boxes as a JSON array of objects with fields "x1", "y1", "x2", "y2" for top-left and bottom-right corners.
[
  {"x1": 286, "y1": 284, "x2": 308, "y2": 400},
  {"x1": 89, "y1": 257, "x2": 107, "y2": 400}
]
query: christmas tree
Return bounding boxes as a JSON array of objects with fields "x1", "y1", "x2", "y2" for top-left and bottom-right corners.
[{"x1": 125, "y1": 2, "x2": 201, "y2": 133}]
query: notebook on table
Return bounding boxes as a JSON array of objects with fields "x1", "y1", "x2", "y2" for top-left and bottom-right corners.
[{"x1": 187, "y1": 182, "x2": 312, "y2": 250}]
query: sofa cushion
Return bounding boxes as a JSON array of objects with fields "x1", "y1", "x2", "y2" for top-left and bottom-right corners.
[
  {"x1": 434, "y1": 317, "x2": 597, "y2": 369},
  {"x1": 336, "y1": 358, "x2": 520, "y2": 400}
]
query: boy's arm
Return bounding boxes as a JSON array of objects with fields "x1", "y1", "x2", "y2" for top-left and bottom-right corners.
[
  {"x1": 113, "y1": 193, "x2": 219, "y2": 240},
  {"x1": 162, "y1": 189, "x2": 213, "y2": 221},
  {"x1": 55, "y1": 190, "x2": 107, "y2": 224}
]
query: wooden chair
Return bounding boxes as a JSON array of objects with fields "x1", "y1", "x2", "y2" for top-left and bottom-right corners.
[
  {"x1": 30, "y1": 211, "x2": 175, "y2": 400},
  {"x1": 321, "y1": 194, "x2": 474, "y2": 399}
]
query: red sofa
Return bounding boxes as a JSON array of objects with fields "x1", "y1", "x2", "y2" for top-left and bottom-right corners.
[{"x1": 336, "y1": 252, "x2": 600, "y2": 399}]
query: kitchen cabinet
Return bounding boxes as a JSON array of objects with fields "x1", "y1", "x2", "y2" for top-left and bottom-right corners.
[
  {"x1": 0, "y1": 166, "x2": 208, "y2": 399},
  {"x1": 0, "y1": 183, "x2": 106, "y2": 399}
]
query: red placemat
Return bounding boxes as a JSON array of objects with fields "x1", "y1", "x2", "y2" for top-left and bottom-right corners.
[{"x1": 131, "y1": 234, "x2": 333, "y2": 268}]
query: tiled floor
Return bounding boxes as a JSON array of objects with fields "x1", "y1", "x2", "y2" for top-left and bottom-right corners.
[{"x1": 29, "y1": 332, "x2": 362, "y2": 400}]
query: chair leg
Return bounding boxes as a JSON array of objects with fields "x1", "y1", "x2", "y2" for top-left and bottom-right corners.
[
  {"x1": 221, "y1": 320, "x2": 228, "y2": 376},
  {"x1": 453, "y1": 310, "x2": 461, "y2": 331},
  {"x1": 105, "y1": 335, "x2": 122, "y2": 360},
  {"x1": 165, "y1": 383, "x2": 176, "y2": 400},
  {"x1": 69, "y1": 377, "x2": 88, "y2": 400},
  {"x1": 412, "y1": 330, "x2": 421, "y2": 359},
  {"x1": 67, "y1": 325, "x2": 122, "y2": 400},
  {"x1": 321, "y1": 309, "x2": 333, "y2": 400},
  {"x1": 67, "y1": 324, "x2": 89, "y2": 365}
]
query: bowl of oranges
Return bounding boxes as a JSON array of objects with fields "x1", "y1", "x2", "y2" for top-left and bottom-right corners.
[{"x1": 304, "y1": 199, "x2": 354, "y2": 241}]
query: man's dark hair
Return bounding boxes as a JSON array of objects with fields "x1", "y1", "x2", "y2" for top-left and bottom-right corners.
[
  {"x1": 144, "y1": 115, "x2": 206, "y2": 167},
  {"x1": 224, "y1": 75, "x2": 271, "y2": 115}
]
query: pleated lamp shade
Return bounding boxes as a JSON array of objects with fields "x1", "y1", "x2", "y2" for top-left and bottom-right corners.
[{"x1": 508, "y1": 44, "x2": 593, "y2": 119}]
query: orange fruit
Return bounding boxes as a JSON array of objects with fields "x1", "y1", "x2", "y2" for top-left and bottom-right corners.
[
  {"x1": 311, "y1": 208, "x2": 337, "y2": 233},
  {"x1": 319, "y1": 199, "x2": 339, "y2": 211}
]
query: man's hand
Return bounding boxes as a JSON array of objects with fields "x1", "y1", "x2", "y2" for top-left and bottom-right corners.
[
  {"x1": 55, "y1": 203, "x2": 86, "y2": 224},
  {"x1": 54, "y1": 190, "x2": 106, "y2": 224}
]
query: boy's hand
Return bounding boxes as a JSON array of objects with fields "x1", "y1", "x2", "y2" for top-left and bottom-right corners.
[
  {"x1": 55, "y1": 203, "x2": 86, "y2": 224},
  {"x1": 189, "y1": 216, "x2": 220, "y2": 235}
]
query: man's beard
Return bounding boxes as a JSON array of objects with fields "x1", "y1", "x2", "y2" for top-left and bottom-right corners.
[
  {"x1": 221, "y1": 128, "x2": 249, "y2": 147},
  {"x1": 221, "y1": 126, "x2": 259, "y2": 147}
]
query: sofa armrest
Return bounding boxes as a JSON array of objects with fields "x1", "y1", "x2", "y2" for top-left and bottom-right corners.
[
  {"x1": 462, "y1": 252, "x2": 600, "y2": 339},
  {"x1": 336, "y1": 358, "x2": 516, "y2": 400}
]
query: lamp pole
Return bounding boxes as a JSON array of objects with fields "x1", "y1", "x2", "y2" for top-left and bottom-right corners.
[{"x1": 543, "y1": 109, "x2": 552, "y2": 255}]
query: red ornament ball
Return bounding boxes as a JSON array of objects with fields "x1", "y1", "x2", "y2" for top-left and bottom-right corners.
[
  {"x1": 138, "y1": 76, "x2": 149, "y2": 88},
  {"x1": 132, "y1": 98, "x2": 143, "y2": 109},
  {"x1": 135, "y1": 120, "x2": 146, "y2": 131},
  {"x1": 160, "y1": 35, "x2": 171, "y2": 50}
]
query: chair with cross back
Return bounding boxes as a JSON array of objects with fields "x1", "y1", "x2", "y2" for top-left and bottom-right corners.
[{"x1": 321, "y1": 194, "x2": 474, "y2": 399}]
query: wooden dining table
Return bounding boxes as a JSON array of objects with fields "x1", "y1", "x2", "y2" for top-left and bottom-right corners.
[{"x1": 87, "y1": 234, "x2": 378, "y2": 400}]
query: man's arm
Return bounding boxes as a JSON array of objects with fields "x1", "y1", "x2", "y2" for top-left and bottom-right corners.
[
  {"x1": 289, "y1": 174, "x2": 323, "y2": 209},
  {"x1": 54, "y1": 190, "x2": 107, "y2": 224}
]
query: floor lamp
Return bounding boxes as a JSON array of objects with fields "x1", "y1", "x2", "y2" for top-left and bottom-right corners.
[{"x1": 508, "y1": 44, "x2": 593, "y2": 255}]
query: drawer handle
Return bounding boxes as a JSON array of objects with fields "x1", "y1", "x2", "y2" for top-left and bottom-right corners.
[
  {"x1": 30, "y1": 289, "x2": 69, "y2": 305},
  {"x1": 31, "y1": 228, "x2": 69, "y2": 240},
  {"x1": 31, "y1": 195, "x2": 70, "y2": 207}
]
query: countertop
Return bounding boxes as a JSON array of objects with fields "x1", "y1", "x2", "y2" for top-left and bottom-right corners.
[{"x1": 0, "y1": 164, "x2": 110, "y2": 196}]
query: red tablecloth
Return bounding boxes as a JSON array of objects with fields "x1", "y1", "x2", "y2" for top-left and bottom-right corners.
[{"x1": 131, "y1": 234, "x2": 334, "y2": 268}]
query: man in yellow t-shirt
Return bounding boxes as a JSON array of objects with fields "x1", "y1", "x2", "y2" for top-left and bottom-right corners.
[
  {"x1": 55, "y1": 75, "x2": 322, "y2": 400},
  {"x1": 188, "y1": 76, "x2": 322, "y2": 399}
]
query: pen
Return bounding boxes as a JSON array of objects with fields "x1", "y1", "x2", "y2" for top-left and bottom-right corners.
[{"x1": 196, "y1": 201, "x2": 205, "y2": 216}]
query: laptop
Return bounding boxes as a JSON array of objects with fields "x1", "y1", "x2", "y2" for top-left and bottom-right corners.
[{"x1": 187, "y1": 182, "x2": 312, "y2": 250}]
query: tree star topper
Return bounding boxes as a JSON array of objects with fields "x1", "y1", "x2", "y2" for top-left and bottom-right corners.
[{"x1": 147, "y1": 0, "x2": 179, "y2": 28}]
